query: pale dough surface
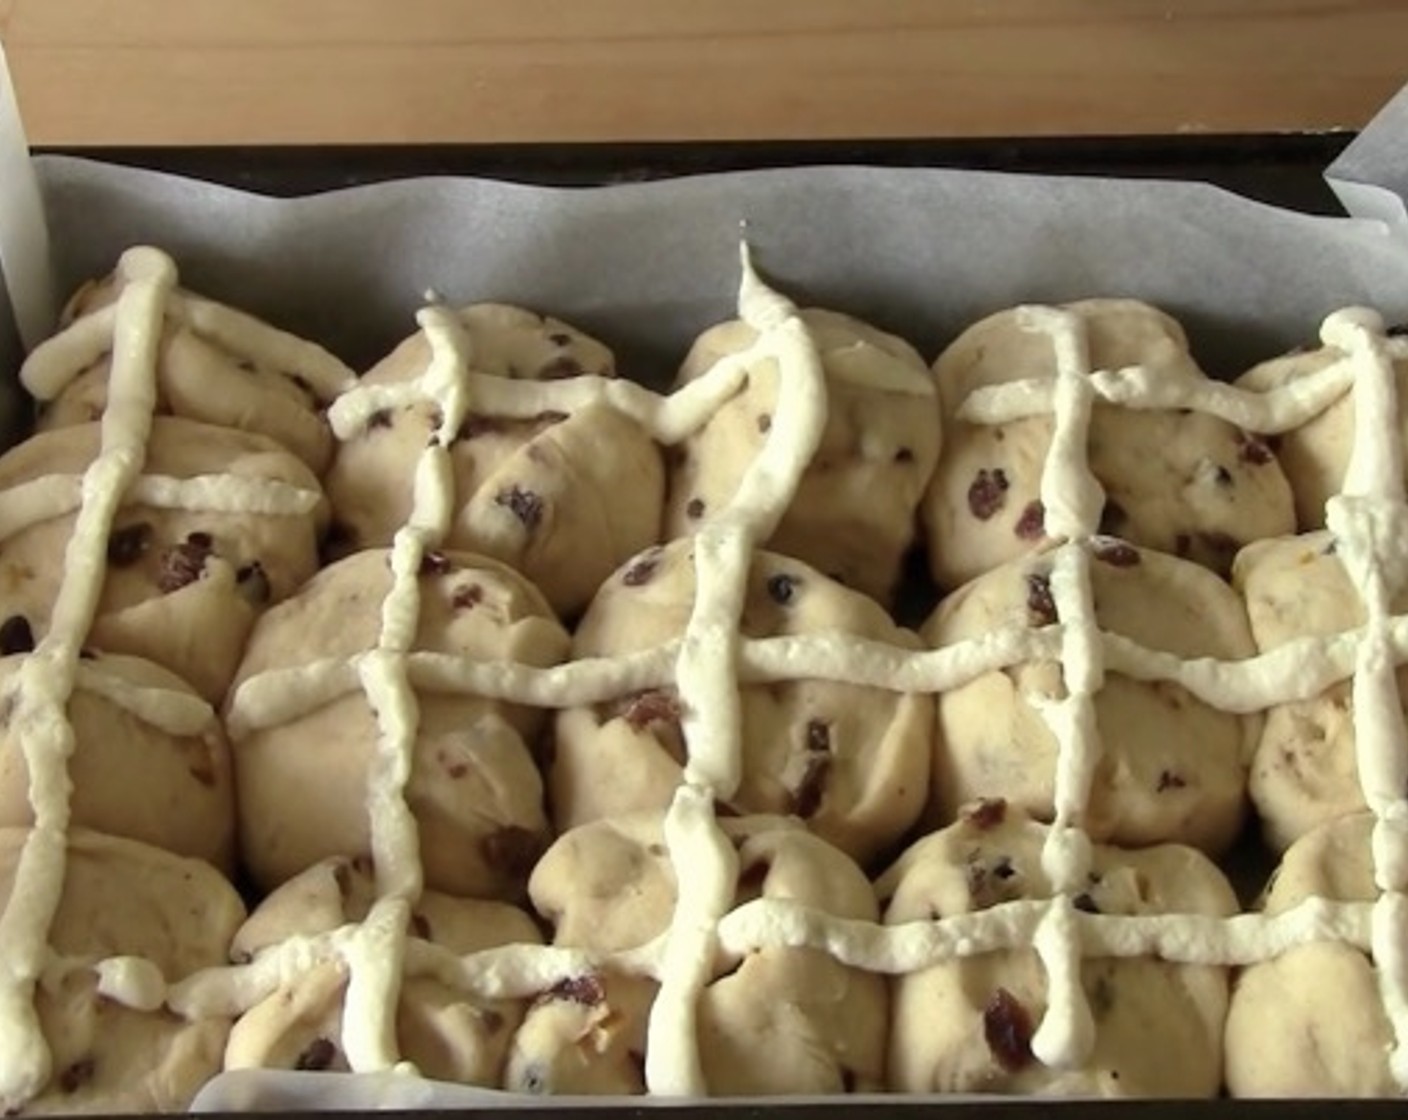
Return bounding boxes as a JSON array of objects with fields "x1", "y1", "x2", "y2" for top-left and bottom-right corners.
[
  {"x1": 550, "y1": 538, "x2": 932, "y2": 867},
  {"x1": 1224, "y1": 812, "x2": 1397, "y2": 1096},
  {"x1": 663, "y1": 308, "x2": 941, "y2": 606},
  {"x1": 509, "y1": 813, "x2": 887, "y2": 1096},
  {"x1": 43, "y1": 275, "x2": 342, "y2": 474},
  {"x1": 1232, "y1": 530, "x2": 1408, "y2": 850},
  {"x1": 0, "y1": 653, "x2": 234, "y2": 871},
  {"x1": 226, "y1": 856, "x2": 540, "y2": 1087},
  {"x1": 924, "y1": 540, "x2": 1259, "y2": 854},
  {"x1": 1237, "y1": 343, "x2": 1408, "y2": 529},
  {"x1": 0, "y1": 417, "x2": 326, "y2": 703},
  {"x1": 0, "y1": 828, "x2": 244, "y2": 1114},
  {"x1": 230, "y1": 548, "x2": 570, "y2": 898},
  {"x1": 882, "y1": 803, "x2": 1236, "y2": 1096},
  {"x1": 325, "y1": 304, "x2": 662, "y2": 618},
  {"x1": 923, "y1": 299, "x2": 1295, "y2": 588}
]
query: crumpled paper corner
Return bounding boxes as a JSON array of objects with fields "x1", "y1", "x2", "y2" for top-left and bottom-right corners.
[{"x1": 1326, "y1": 81, "x2": 1408, "y2": 232}]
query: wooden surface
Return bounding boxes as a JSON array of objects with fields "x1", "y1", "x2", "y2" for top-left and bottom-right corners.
[{"x1": 2, "y1": 0, "x2": 1407, "y2": 147}]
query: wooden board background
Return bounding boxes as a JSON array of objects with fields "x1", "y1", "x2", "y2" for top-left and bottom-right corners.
[{"x1": 2, "y1": 0, "x2": 1407, "y2": 146}]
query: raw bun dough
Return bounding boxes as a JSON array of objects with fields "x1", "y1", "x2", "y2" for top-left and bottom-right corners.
[
  {"x1": 325, "y1": 304, "x2": 663, "y2": 617},
  {"x1": 226, "y1": 856, "x2": 540, "y2": 1087},
  {"x1": 663, "y1": 308, "x2": 940, "y2": 606},
  {"x1": 0, "y1": 828, "x2": 244, "y2": 1114},
  {"x1": 923, "y1": 539, "x2": 1258, "y2": 854},
  {"x1": 0, "y1": 652, "x2": 234, "y2": 871},
  {"x1": 923, "y1": 299, "x2": 1295, "y2": 588},
  {"x1": 228, "y1": 548, "x2": 569, "y2": 898},
  {"x1": 1237, "y1": 340, "x2": 1408, "y2": 528},
  {"x1": 0, "y1": 417, "x2": 327, "y2": 703},
  {"x1": 882, "y1": 802, "x2": 1236, "y2": 1096},
  {"x1": 1224, "y1": 812, "x2": 1397, "y2": 1096},
  {"x1": 508, "y1": 813, "x2": 887, "y2": 1096},
  {"x1": 550, "y1": 539, "x2": 932, "y2": 866},
  {"x1": 1232, "y1": 530, "x2": 1407, "y2": 850},
  {"x1": 40, "y1": 273, "x2": 346, "y2": 474}
]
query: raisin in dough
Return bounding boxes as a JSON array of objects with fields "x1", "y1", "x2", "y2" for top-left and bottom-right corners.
[
  {"x1": 229, "y1": 549, "x2": 570, "y2": 898},
  {"x1": 225, "y1": 856, "x2": 540, "y2": 1086},
  {"x1": 325, "y1": 304, "x2": 663, "y2": 618},
  {"x1": 1233, "y1": 531, "x2": 1407, "y2": 851},
  {"x1": 1237, "y1": 341, "x2": 1408, "y2": 528},
  {"x1": 34, "y1": 270, "x2": 349, "y2": 475},
  {"x1": 507, "y1": 813, "x2": 887, "y2": 1096},
  {"x1": 924, "y1": 540, "x2": 1258, "y2": 854},
  {"x1": 883, "y1": 801, "x2": 1236, "y2": 1096},
  {"x1": 551, "y1": 539, "x2": 932, "y2": 866},
  {"x1": 0, "y1": 652, "x2": 234, "y2": 871},
  {"x1": 923, "y1": 300, "x2": 1295, "y2": 588},
  {"x1": 1225, "y1": 813, "x2": 1398, "y2": 1095},
  {"x1": 0, "y1": 828, "x2": 244, "y2": 1114},
  {"x1": 663, "y1": 308, "x2": 940, "y2": 606},
  {"x1": 0, "y1": 417, "x2": 326, "y2": 703}
]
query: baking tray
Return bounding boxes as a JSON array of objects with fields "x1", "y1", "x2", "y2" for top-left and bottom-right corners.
[{"x1": 5, "y1": 70, "x2": 1408, "y2": 1117}]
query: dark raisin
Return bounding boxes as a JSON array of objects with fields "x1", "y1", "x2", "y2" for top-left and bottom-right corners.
[
  {"x1": 1072, "y1": 892, "x2": 1100, "y2": 914},
  {"x1": 289, "y1": 372, "x2": 314, "y2": 395},
  {"x1": 1091, "y1": 538, "x2": 1140, "y2": 567},
  {"x1": 58, "y1": 1056, "x2": 96, "y2": 1093},
  {"x1": 420, "y1": 550, "x2": 452, "y2": 576},
  {"x1": 1156, "y1": 769, "x2": 1188, "y2": 792},
  {"x1": 157, "y1": 537, "x2": 213, "y2": 593},
  {"x1": 106, "y1": 522, "x2": 153, "y2": 567},
  {"x1": 1014, "y1": 500, "x2": 1045, "y2": 540},
  {"x1": 793, "y1": 751, "x2": 831, "y2": 820},
  {"x1": 457, "y1": 414, "x2": 502, "y2": 441},
  {"x1": 1237, "y1": 432, "x2": 1275, "y2": 465},
  {"x1": 807, "y1": 719, "x2": 831, "y2": 753},
  {"x1": 993, "y1": 856, "x2": 1016, "y2": 880},
  {"x1": 548, "y1": 331, "x2": 573, "y2": 346},
  {"x1": 1099, "y1": 500, "x2": 1127, "y2": 534},
  {"x1": 235, "y1": 358, "x2": 257, "y2": 373},
  {"x1": 1026, "y1": 572, "x2": 1057, "y2": 626},
  {"x1": 480, "y1": 826, "x2": 543, "y2": 879},
  {"x1": 293, "y1": 1037, "x2": 338, "y2": 1072},
  {"x1": 965, "y1": 798, "x2": 1007, "y2": 830},
  {"x1": 615, "y1": 689, "x2": 683, "y2": 733},
  {"x1": 622, "y1": 548, "x2": 662, "y2": 587},
  {"x1": 517, "y1": 1064, "x2": 548, "y2": 1093},
  {"x1": 757, "y1": 414, "x2": 772, "y2": 434},
  {"x1": 685, "y1": 497, "x2": 706, "y2": 520},
  {"x1": 1212, "y1": 465, "x2": 1234, "y2": 486},
  {"x1": 983, "y1": 988, "x2": 1035, "y2": 1072},
  {"x1": 534, "y1": 410, "x2": 569, "y2": 426},
  {"x1": 0, "y1": 615, "x2": 34, "y2": 656},
  {"x1": 967, "y1": 468, "x2": 1010, "y2": 520},
  {"x1": 445, "y1": 757, "x2": 469, "y2": 780},
  {"x1": 538, "y1": 355, "x2": 585, "y2": 380},
  {"x1": 235, "y1": 561, "x2": 272, "y2": 607},
  {"x1": 229, "y1": 948, "x2": 253, "y2": 965},
  {"x1": 547, "y1": 973, "x2": 606, "y2": 1006},
  {"x1": 495, "y1": 486, "x2": 544, "y2": 530},
  {"x1": 1323, "y1": 538, "x2": 1338, "y2": 556},
  {"x1": 766, "y1": 573, "x2": 799, "y2": 605},
  {"x1": 452, "y1": 583, "x2": 484, "y2": 610},
  {"x1": 411, "y1": 913, "x2": 432, "y2": 940},
  {"x1": 367, "y1": 409, "x2": 393, "y2": 431},
  {"x1": 894, "y1": 447, "x2": 915, "y2": 464}
]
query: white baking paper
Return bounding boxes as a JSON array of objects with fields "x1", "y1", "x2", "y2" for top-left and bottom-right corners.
[{"x1": 2, "y1": 49, "x2": 1408, "y2": 1112}]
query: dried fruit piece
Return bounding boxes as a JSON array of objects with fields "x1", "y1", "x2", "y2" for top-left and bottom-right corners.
[
  {"x1": 685, "y1": 497, "x2": 706, "y2": 520},
  {"x1": 546, "y1": 974, "x2": 606, "y2": 1006},
  {"x1": 157, "y1": 534, "x2": 214, "y2": 593},
  {"x1": 793, "y1": 720, "x2": 833, "y2": 819},
  {"x1": 1014, "y1": 500, "x2": 1044, "y2": 540},
  {"x1": 983, "y1": 988, "x2": 1035, "y2": 1072},
  {"x1": 235, "y1": 561, "x2": 272, "y2": 607},
  {"x1": 420, "y1": 550, "x2": 452, "y2": 576},
  {"x1": 967, "y1": 468, "x2": 1010, "y2": 520},
  {"x1": 58, "y1": 1056, "x2": 96, "y2": 1093},
  {"x1": 0, "y1": 615, "x2": 34, "y2": 656},
  {"x1": 766, "y1": 573, "x2": 799, "y2": 606},
  {"x1": 1157, "y1": 769, "x2": 1188, "y2": 792},
  {"x1": 622, "y1": 548, "x2": 663, "y2": 587},
  {"x1": 1025, "y1": 572, "x2": 1057, "y2": 626},
  {"x1": 1091, "y1": 538, "x2": 1139, "y2": 567},
  {"x1": 106, "y1": 522, "x2": 153, "y2": 567},
  {"x1": 452, "y1": 583, "x2": 484, "y2": 610},
  {"x1": 614, "y1": 689, "x2": 683, "y2": 733},
  {"x1": 293, "y1": 1037, "x2": 338, "y2": 1072},
  {"x1": 965, "y1": 798, "x2": 1007, "y2": 830},
  {"x1": 367, "y1": 409, "x2": 393, "y2": 430},
  {"x1": 496, "y1": 486, "x2": 544, "y2": 530},
  {"x1": 1236, "y1": 432, "x2": 1275, "y2": 465}
]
